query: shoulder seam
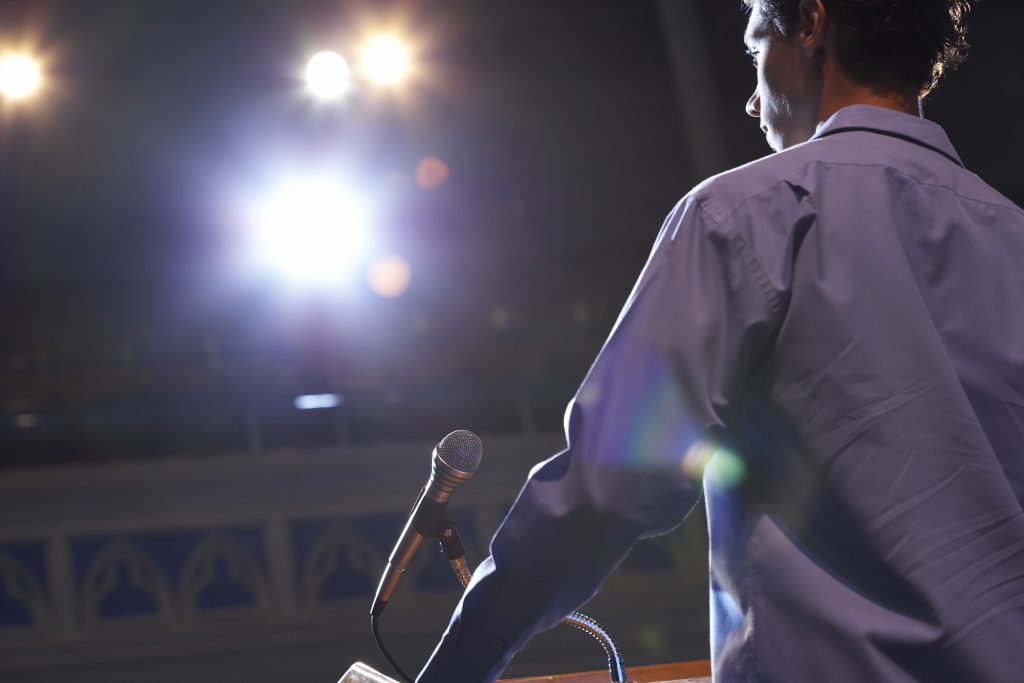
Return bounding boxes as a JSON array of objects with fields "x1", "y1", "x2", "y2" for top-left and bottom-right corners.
[{"x1": 694, "y1": 197, "x2": 785, "y2": 319}]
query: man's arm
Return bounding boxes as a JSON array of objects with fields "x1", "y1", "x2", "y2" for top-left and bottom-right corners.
[{"x1": 417, "y1": 194, "x2": 782, "y2": 682}]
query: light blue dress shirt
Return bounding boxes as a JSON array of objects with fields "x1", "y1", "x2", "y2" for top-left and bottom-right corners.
[{"x1": 418, "y1": 105, "x2": 1024, "y2": 683}]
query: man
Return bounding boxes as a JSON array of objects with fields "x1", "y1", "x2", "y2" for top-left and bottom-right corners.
[{"x1": 419, "y1": 1, "x2": 1024, "y2": 681}]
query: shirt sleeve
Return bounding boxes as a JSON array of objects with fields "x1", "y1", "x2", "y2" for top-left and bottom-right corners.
[{"x1": 416, "y1": 194, "x2": 783, "y2": 683}]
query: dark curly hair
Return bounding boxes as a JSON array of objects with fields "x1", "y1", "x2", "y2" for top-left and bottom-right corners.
[{"x1": 743, "y1": 0, "x2": 974, "y2": 97}]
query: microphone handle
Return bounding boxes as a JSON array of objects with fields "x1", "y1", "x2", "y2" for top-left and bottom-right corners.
[{"x1": 371, "y1": 488, "x2": 449, "y2": 616}]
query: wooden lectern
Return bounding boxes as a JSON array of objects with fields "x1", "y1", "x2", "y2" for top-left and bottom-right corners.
[{"x1": 501, "y1": 660, "x2": 712, "y2": 683}]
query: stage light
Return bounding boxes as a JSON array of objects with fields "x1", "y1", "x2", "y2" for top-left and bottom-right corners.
[
  {"x1": 361, "y1": 36, "x2": 410, "y2": 86},
  {"x1": 366, "y1": 254, "x2": 412, "y2": 298},
  {"x1": 306, "y1": 51, "x2": 351, "y2": 100},
  {"x1": 294, "y1": 394, "x2": 342, "y2": 410},
  {"x1": 250, "y1": 177, "x2": 370, "y2": 287},
  {"x1": 0, "y1": 54, "x2": 41, "y2": 100}
]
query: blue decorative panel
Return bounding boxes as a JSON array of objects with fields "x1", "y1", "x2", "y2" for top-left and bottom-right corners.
[
  {"x1": 73, "y1": 533, "x2": 194, "y2": 585},
  {"x1": 0, "y1": 543, "x2": 47, "y2": 592},
  {"x1": 290, "y1": 518, "x2": 332, "y2": 572},
  {"x1": 221, "y1": 527, "x2": 268, "y2": 574},
  {"x1": 73, "y1": 527, "x2": 267, "y2": 586},
  {"x1": 195, "y1": 558, "x2": 255, "y2": 609},
  {"x1": 72, "y1": 537, "x2": 113, "y2": 584},
  {"x1": 292, "y1": 518, "x2": 375, "y2": 604},
  {"x1": 349, "y1": 514, "x2": 409, "y2": 558},
  {"x1": 0, "y1": 575, "x2": 34, "y2": 627},
  {"x1": 97, "y1": 565, "x2": 159, "y2": 618},
  {"x1": 130, "y1": 531, "x2": 206, "y2": 584},
  {"x1": 0, "y1": 543, "x2": 47, "y2": 628},
  {"x1": 318, "y1": 558, "x2": 373, "y2": 601}
]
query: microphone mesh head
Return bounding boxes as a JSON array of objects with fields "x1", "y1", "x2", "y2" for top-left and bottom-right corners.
[{"x1": 435, "y1": 430, "x2": 483, "y2": 474}]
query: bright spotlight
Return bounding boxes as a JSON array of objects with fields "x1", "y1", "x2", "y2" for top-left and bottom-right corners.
[
  {"x1": 251, "y1": 177, "x2": 370, "y2": 287},
  {"x1": 306, "y1": 51, "x2": 351, "y2": 100},
  {"x1": 361, "y1": 36, "x2": 410, "y2": 86},
  {"x1": 0, "y1": 54, "x2": 42, "y2": 100}
]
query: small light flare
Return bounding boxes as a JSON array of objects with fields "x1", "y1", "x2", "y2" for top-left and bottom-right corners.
[
  {"x1": 362, "y1": 36, "x2": 411, "y2": 86},
  {"x1": 682, "y1": 442, "x2": 745, "y2": 488},
  {"x1": 415, "y1": 157, "x2": 450, "y2": 189},
  {"x1": 637, "y1": 625, "x2": 667, "y2": 654},
  {"x1": 14, "y1": 413, "x2": 38, "y2": 428},
  {"x1": 577, "y1": 380, "x2": 602, "y2": 406},
  {"x1": 706, "y1": 448, "x2": 745, "y2": 487},
  {"x1": 294, "y1": 394, "x2": 342, "y2": 410},
  {"x1": 491, "y1": 307, "x2": 510, "y2": 330},
  {"x1": 306, "y1": 51, "x2": 351, "y2": 100},
  {"x1": 572, "y1": 302, "x2": 592, "y2": 327},
  {"x1": 0, "y1": 54, "x2": 42, "y2": 100},
  {"x1": 682, "y1": 441, "x2": 717, "y2": 479},
  {"x1": 366, "y1": 254, "x2": 412, "y2": 298}
]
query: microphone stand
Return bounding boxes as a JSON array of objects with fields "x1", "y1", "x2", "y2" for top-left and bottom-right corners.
[
  {"x1": 438, "y1": 521, "x2": 634, "y2": 683},
  {"x1": 349, "y1": 518, "x2": 635, "y2": 683}
]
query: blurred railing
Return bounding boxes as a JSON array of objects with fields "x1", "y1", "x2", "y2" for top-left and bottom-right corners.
[{"x1": 0, "y1": 434, "x2": 709, "y2": 683}]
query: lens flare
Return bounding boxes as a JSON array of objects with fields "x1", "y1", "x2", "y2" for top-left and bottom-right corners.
[
  {"x1": 14, "y1": 414, "x2": 39, "y2": 428},
  {"x1": 490, "y1": 307, "x2": 510, "y2": 330},
  {"x1": 706, "y1": 448, "x2": 745, "y2": 488},
  {"x1": 682, "y1": 441, "x2": 718, "y2": 479},
  {"x1": 366, "y1": 254, "x2": 412, "y2": 298},
  {"x1": 415, "y1": 157, "x2": 450, "y2": 189},
  {"x1": 683, "y1": 442, "x2": 745, "y2": 488}
]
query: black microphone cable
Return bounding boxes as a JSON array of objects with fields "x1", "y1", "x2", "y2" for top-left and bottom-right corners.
[{"x1": 371, "y1": 613, "x2": 414, "y2": 683}]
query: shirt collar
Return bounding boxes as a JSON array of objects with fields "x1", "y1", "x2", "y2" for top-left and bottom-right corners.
[{"x1": 810, "y1": 104, "x2": 964, "y2": 167}]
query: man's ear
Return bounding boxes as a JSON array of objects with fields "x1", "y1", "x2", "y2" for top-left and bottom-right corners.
[{"x1": 797, "y1": 0, "x2": 828, "y2": 54}]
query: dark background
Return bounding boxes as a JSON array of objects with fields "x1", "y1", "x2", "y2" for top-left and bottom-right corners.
[{"x1": 1, "y1": 0, "x2": 1021, "y2": 468}]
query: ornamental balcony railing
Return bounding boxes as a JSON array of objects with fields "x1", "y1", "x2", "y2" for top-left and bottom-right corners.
[{"x1": 0, "y1": 434, "x2": 708, "y2": 683}]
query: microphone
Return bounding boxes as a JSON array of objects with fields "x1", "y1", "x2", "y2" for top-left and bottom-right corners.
[{"x1": 371, "y1": 429, "x2": 483, "y2": 617}]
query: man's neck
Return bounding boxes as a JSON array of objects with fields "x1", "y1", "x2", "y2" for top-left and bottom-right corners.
[{"x1": 817, "y1": 64, "x2": 920, "y2": 125}]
